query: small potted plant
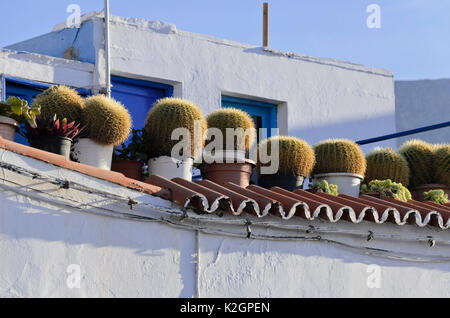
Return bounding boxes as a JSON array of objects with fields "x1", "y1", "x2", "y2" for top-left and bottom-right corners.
[
  {"x1": 364, "y1": 147, "x2": 410, "y2": 186},
  {"x1": 111, "y1": 129, "x2": 148, "y2": 180},
  {"x1": 21, "y1": 114, "x2": 84, "y2": 160},
  {"x1": 308, "y1": 180, "x2": 339, "y2": 196},
  {"x1": 73, "y1": 95, "x2": 132, "y2": 170},
  {"x1": 200, "y1": 108, "x2": 256, "y2": 187},
  {"x1": 257, "y1": 136, "x2": 315, "y2": 191},
  {"x1": 360, "y1": 179, "x2": 412, "y2": 202},
  {"x1": 398, "y1": 140, "x2": 449, "y2": 201},
  {"x1": 145, "y1": 98, "x2": 207, "y2": 181},
  {"x1": 0, "y1": 97, "x2": 41, "y2": 141},
  {"x1": 423, "y1": 189, "x2": 449, "y2": 205},
  {"x1": 311, "y1": 139, "x2": 366, "y2": 197}
]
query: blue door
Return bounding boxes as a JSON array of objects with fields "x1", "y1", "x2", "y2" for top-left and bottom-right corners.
[{"x1": 111, "y1": 76, "x2": 173, "y2": 135}]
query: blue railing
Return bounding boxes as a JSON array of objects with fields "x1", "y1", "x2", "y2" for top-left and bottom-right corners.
[{"x1": 356, "y1": 121, "x2": 450, "y2": 145}]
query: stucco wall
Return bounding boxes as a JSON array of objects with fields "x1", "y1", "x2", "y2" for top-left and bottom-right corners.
[
  {"x1": 395, "y1": 79, "x2": 450, "y2": 147},
  {"x1": 5, "y1": 13, "x2": 397, "y2": 152},
  {"x1": 0, "y1": 149, "x2": 449, "y2": 298}
]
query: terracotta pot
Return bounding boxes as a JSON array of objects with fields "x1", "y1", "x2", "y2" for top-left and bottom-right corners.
[
  {"x1": 111, "y1": 160, "x2": 143, "y2": 180},
  {"x1": 0, "y1": 116, "x2": 19, "y2": 141},
  {"x1": 200, "y1": 159, "x2": 255, "y2": 188},
  {"x1": 30, "y1": 136, "x2": 72, "y2": 160},
  {"x1": 258, "y1": 174, "x2": 305, "y2": 191},
  {"x1": 411, "y1": 184, "x2": 450, "y2": 202}
]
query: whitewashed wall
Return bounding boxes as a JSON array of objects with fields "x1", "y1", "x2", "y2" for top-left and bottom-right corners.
[
  {"x1": 395, "y1": 79, "x2": 450, "y2": 147},
  {"x1": 0, "y1": 149, "x2": 449, "y2": 298}
]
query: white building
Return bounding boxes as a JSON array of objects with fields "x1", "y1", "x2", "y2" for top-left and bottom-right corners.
[{"x1": 1, "y1": 12, "x2": 448, "y2": 298}]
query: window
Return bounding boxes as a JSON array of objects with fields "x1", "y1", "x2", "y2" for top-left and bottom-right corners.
[{"x1": 221, "y1": 95, "x2": 278, "y2": 141}]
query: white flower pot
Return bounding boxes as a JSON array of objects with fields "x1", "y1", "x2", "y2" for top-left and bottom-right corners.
[
  {"x1": 72, "y1": 138, "x2": 113, "y2": 170},
  {"x1": 312, "y1": 172, "x2": 363, "y2": 197},
  {"x1": 148, "y1": 156, "x2": 194, "y2": 181}
]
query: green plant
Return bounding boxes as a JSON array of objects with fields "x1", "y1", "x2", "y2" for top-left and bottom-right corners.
[
  {"x1": 21, "y1": 114, "x2": 84, "y2": 140},
  {"x1": 206, "y1": 108, "x2": 255, "y2": 152},
  {"x1": 309, "y1": 180, "x2": 339, "y2": 196},
  {"x1": 32, "y1": 86, "x2": 84, "y2": 124},
  {"x1": 257, "y1": 136, "x2": 315, "y2": 176},
  {"x1": 113, "y1": 129, "x2": 149, "y2": 163},
  {"x1": 423, "y1": 189, "x2": 449, "y2": 205},
  {"x1": 82, "y1": 95, "x2": 132, "y2": 146},
  {"x1": 312, "y1": 139, "x2": 366, "y2": 176},
  {"x1": 145, "y1": 98, "x2": 207, "y2": 159},
  {"x1": 365, "y1": 147, "x2": 410, "y2": 186},
  {"x1": 360, "y1": 179, "x2": 412, "y2": 202},
  {"x1": 433, "y1": 144, "x2": 450, "y2": 187},
  {"x1": 398, "y1": 139, "x2": 434, "y2": 188},
  {"x1": 0, "y1": 96, "x2": 41, "y2": 128}
]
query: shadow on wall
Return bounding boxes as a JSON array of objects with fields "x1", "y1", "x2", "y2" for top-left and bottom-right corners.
[
  {"x1": 395, "y1": 79, "x2": 450, "y2": 147},
  {"x1": 288, "y1": 114, "x2": 397, "y2": 153}
]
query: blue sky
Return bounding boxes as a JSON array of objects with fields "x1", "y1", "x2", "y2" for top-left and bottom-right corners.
[{"x1": 1, "y1": 0, "x2": 449, "y2": 80}]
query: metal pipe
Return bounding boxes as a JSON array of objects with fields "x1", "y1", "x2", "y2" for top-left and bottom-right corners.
[
  {"x1": 263, "y1": 3, "x2": 269, "y2": 47},
  {"x1": 104, "y1": 0, "x2": 111, "y2": 97},
  {"x1": 356, "y1": 121, "x2": 450, "y2": 145},
  {"x1": 0, "y1": 74, "x2": 5, "y2": 101}
]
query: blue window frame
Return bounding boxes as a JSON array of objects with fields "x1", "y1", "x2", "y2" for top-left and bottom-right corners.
[
  {"x1": 221, "y1": 95, "x2": 278, "y2": 139},
  {"x1": 111, "y1": 76, "x2": 173, "y2": 135}
]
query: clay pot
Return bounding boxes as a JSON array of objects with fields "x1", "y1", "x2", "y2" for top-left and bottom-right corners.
[
  {"x1": 258, "y1": 174, "x2": 305, "y2": 191},
  {"x1": 411, "y1": 184, "x2": 450, "y2": 202},
  {"x1": 0, "y1": 116, "x2": 19, "y2": 141},
  {"x1": 111, "y1": 160, "x2": 143, "y2": 180},
  {"x1": 200, "y1": 159, "x2": 255, "y2": 188},
  {"x1": 30, "y1": 136, "x2": 72, "y2": 160}
]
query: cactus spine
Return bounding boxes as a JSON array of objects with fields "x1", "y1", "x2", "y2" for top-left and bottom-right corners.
[
  {"x1": 433, "y1": 144, "x2": 450, "y2": 187},
  {"x1": 312, "y1": 139, "x2": 366, "y2": 176},
  {"x1": 365, "y1": 147, "x2": 410, "y2": 186},
  {"x1": 82, "y1": 95, "x2": 132, "y2": 146},
  {"x1": 398, "y1": 139, "x2": 434, "y2": 188},
  {"x1": 206, "y1": 108, "x2": 255, "y2": 152},
  {"x1": 257, "y1": 136, "x2": 315, "y2": 177},
  {"x1": 32, "y1": 86, "x2": 84, "y2": 124},
  {"x1": 145, "y1": 98, "x2": 207, "y2": 159}
]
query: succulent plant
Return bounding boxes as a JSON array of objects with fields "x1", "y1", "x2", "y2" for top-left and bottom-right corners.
[
  {"x1": 312, "y1": 139, "x2": 366, "y2": 176},
  {"x1": 398, "y1": 139, "x2": 435, "y2": 188},
  {"x1": 82, "y1": 95, "x2": 132, "y2": 146},
  {"x1": 433, "y1": 144, "x2": 450, "y2": 187},
  {"x1": 365, "y1": 147, "x2": 410, "y2": 186},
  {"x1": 32, "y1": 86, "x2": 84, "y2": 124},
  {"x1": 257, "y1": 136, "x2": 315, "y2": 177},
  {"x1": 21, "y1": 114, "x2": 84, "y2": 140},
  {"x1": 423, "y1": 189, "x2": 449, "y2": 205},
  {"x1": 309, "y1": 180, "x2": 339, "y2": 196},
  {"x1": 145, "y1": 98, "x2": 207, "y2": 159},
  {"x1": 0, "y1": 96, "x2": 41, "y2": 128},
  {"x1": 113, "y1": 129, "x2": 149, "y2": 163},
  {"x1": 360, "y1": 179, "x2": 412, "y2": 202},
  {"x1": 206, "y1": 108, "x2": 255, "y2": 152}
]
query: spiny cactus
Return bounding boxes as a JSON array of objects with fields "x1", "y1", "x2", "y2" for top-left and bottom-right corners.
[
  {"x1": 433, "y1": 144, "x2": 450, "y2": 187},
  {"x1": 312, "y1": 139, "x2": 366, "y2": 176},
  {"x1": 145, "y1": 98, "x2": 207, "y2": 159},
  {"x1": 32, "y1": 86, "x2": 84, "y2": 124},
  {"x1": 365, "y1": 147, "x2": 410, "y2": 186},
  {"x1": 398, "y1": 139, "x2": 434, "y2": 188},
  {"x1": 206, "y1": 108, "x2": 255, "y2": 152},
  {"x1": 82, "y1": 95, "x2": 132, "y2": 146},
  {"x1": 257, "y1": 136, "x2": 315, "y2": 177}
]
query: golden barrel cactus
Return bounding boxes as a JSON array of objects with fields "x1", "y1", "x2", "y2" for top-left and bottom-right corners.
[
  {"x1": 398, "y1": 139, "x2": 434, "y2": 188},
  {"x1": 206, "y1": 108, "x2": 255, "y2": 152},
  {"x1": 82, "y1": 95, "x2": 132, "y2": 146},
  {"x1": 433, "y1": 144, "x2": 450, "y2": 187},
  {"x1": 312, "y1": 139, "x2": 366, "y2": 176},
  {"x1": 32, "y1": 86, "x2": 84, "y2": 124},
  {"x1": 257, "y1": 136, "x2": 315, "y2": 177},
  {"x1": 145, "y1": 98, "x2": 207, "y2": 159},
  {"x1": 365, "y1": 147, "x2": 410, "y2": 186}
]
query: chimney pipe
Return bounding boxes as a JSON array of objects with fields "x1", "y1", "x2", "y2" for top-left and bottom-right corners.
[{"x1": 263, "y1": 3, "x2": 269, "y2": 47}]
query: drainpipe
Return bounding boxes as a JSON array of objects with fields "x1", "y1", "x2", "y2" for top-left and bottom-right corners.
[
  {"x1": 104, "y1": 0, "x2": 111, "y2": 97},
  {"x1": 0, "y1": 75, "x2": 5, "y2": 101}
]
